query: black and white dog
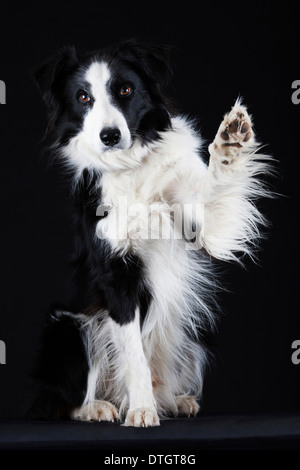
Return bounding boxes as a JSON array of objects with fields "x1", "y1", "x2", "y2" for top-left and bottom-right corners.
[{"x1": 28, "y1": 39, "x2": 271, "y2": 427}]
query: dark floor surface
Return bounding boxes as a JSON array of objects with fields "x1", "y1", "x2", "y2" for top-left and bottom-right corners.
[{"x1": 0, "y1": 411, "x2": 299, "y2": 452}]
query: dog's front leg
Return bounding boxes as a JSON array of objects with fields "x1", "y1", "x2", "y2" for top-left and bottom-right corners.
[
  {"x1": 111, "y1": 307, "x2": 159, "y2": 427},
  {"x1": 192, "y1": 100, "x2": 270, "y2": 261}
]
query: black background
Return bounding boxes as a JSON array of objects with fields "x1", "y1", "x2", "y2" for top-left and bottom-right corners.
[{"x1": 0, "y1": 1, "x2": 299, "y2": 419}]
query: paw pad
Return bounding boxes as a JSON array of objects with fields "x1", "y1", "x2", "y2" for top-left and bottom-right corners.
[
  {"x1": 221, "y1": 112, "x2": 253, "y2": 148},
  {"x1": 214, "y1": 104, "x2": 254, "y2": 160}
]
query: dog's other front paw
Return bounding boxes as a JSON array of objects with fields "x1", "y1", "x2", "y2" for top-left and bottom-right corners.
[
  {"x1": 123, "y1": 407, "x2": 160, "y2": 427},
  {"x1": 175, "y1": 395, "x2": 199, "y2": 417},
  {"x1": 210, "y1": 100, "x2": 255, "y2": 164},
  {"x1": 71, "y1": 400, "x2": 119, "y2": 422}
]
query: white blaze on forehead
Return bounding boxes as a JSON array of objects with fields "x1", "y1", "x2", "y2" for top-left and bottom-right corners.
[
  {"x1": 82, "y1": 61, "x2": 131, "y2": 153},
  {"x1": 85, "y1": 61, "x2": 111, "y2": 99}
]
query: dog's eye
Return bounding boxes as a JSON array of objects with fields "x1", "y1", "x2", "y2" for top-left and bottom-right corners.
[
  {"x1": 78, "y1": 91, "x2": 91, "y2": 103},
  {"x1": 120, "y1": 85, "x2": 132, "y2": 97}
]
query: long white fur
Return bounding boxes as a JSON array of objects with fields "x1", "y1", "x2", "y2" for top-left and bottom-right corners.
[{"x1": 61, "y1": 61, "x2": 272, "y2": 426}]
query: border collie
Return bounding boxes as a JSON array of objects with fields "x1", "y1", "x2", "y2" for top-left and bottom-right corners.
[{"x1": 28, "y1": 39, "x2": 271, "y2": 427}]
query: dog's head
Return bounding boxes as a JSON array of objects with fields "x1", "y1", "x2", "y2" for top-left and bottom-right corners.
[{"x1": 34, "y1": 40, "x2": 173, "y2": 172}]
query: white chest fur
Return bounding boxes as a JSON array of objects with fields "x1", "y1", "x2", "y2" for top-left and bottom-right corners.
[
  {"x1": 95, "y1": 116, "x2": 206, "y2": 255},
  {"x1": 96, "y1": 158, "x2": 176, "y2": 253}
]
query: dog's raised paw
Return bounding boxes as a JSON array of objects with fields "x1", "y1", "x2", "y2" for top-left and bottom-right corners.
[
  {"x1": 71, "y1": 400, "x2": 119, "y2": 422},
  {"x1": 211, "y1": 101, "x2": 255, "y2": 163},
  {"x1": 123, "y1": 408, "x2": 160, "y2": 427}
]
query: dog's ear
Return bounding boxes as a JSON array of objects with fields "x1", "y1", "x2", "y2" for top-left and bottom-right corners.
[
  {"x1": 119, "y1": 39, "x2": 173, "y2": 90},
  {"x1": 33, "y1": 46, "x2": 78, "y2": 106}
]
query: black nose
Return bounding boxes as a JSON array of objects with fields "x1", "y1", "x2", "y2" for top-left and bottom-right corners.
[{"x1": 100, "y1": 127, "x2": 121, "y2": 147}]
